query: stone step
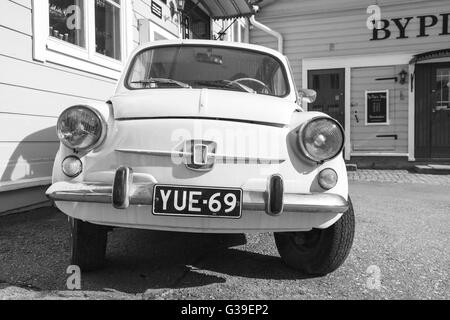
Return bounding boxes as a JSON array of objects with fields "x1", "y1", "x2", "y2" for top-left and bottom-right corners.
[{"x1": 413, "y1": 164, "x2": 450, "y2": 175}]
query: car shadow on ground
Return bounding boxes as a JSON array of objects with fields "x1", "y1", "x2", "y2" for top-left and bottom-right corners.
[
  {"x1": 81, "y1": 228, "x2": 317, "y2": 294},
  {"x1": 0, "y1": 208, "x2": 317, "y2": 295}
]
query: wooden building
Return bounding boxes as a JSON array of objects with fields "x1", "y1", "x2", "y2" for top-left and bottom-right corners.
[{"x1": 251, "y1": 0, "x2": 450, "y2": 165}]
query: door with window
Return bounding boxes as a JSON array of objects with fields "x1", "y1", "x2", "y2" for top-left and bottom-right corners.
[
  {"x1": 308, "y1": 69, "x2": 345, "y2": 127},
  {"x1": 181, "y1": 0, "x2": 211, "y2": 39},
  {"x1": 415, "y1": 63, "x2": 450, "y2": 158}
]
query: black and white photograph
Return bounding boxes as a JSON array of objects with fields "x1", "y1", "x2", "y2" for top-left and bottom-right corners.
[{"x1": 0, "y1": 0, "x2": 449, "y2": 307}]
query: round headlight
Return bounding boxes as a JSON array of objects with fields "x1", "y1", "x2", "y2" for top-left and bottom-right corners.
[
  {"x1": 318, "y1": 168, "x2": 338, "y2": 190},
  {"x1": 62, "y1": 156, "x2": 83, "y2": 178},
  {"x1": 57, "y1": 106, "x2": 106, "y2": 151},
  {"x1": 299, "y1": 117, "x2": 344, "y2": 163}
]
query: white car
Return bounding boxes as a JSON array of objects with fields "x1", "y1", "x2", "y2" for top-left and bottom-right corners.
[{"x1": 47, "y1": 40, "x2": 354, "y2": 276}]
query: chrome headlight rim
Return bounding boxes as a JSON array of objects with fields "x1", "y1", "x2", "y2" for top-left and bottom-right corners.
[
  {"x1": 57, "y1": 105, "x2": 108, "y2": 152},
  {"x1": 298, "y1": 116, "x2": 345, "y2": 163}
]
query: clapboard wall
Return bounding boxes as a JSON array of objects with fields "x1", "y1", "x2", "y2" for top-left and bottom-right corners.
[
  {"x1": 351, "y1": 65, "x2": 409, "y2": 153},
  {"x1": 251, "y1": 0, "x2": 450, "y2": 88}
]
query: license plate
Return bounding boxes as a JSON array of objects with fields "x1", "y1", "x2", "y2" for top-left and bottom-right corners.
[{"x1": 152, "y1": 185, "x2": 242, "y2": 218}]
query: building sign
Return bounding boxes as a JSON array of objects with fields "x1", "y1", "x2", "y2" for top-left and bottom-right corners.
[
  {"x1": 366, "y1": 90, "x2": 389, "y2": 125},
  {"x1": 151, "y1": 1, "x2": 163, "y2": 19},
  {"x1": 371, "y1": 13, "x2": 450, "y2": 40}
]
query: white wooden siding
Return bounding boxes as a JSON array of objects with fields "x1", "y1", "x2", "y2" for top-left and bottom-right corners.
[
  {"x1": 132, "y1": 0, "x2": 180, "y2": 45},
  {"x1": 251, "y1": 0, "x2": 450, "y2": 88},
  {"x1": 350, "y1": 65, "x2": 409, "y2": 153}
]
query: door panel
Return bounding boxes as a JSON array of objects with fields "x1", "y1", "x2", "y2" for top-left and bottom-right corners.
[
  {"x1": 415, "y1": 63, "x2": 450, "y2": 158},
  {"x1": 431, "y1": 66, "x2": 450, "y2": 157},
  {"x1": 308, "y1": 69, "x2": 345, "y2": 127}
]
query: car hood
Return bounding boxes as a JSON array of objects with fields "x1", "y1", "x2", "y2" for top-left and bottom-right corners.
[{"x1": 111, "y1": 89, "x2": 297, "y2": 126}]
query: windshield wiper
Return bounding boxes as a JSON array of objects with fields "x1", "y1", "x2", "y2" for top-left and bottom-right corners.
[
  {"x1": 131, "y1": 78, "x2": 191, "y2": 88},
  {"x1": 195, "y1": 80, "x2": 255, "y2": 93}
]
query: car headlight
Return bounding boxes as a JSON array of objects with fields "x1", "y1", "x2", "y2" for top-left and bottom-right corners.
[
  {"x1": 298, "y1": 117, "x2": 345, "y2": 163},
  {"x1": 57, "y1": 105, "x2": 106, "y2": 151}
]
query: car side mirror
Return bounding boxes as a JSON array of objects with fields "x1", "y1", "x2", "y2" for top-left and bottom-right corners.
[{"x1": 298, "y1": 88, "x2": 317, "y2": 104}]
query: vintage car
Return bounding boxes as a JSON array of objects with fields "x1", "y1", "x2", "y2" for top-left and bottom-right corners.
[{"x1": 46, "y1": 40, "x2": 355, "y2": 276}]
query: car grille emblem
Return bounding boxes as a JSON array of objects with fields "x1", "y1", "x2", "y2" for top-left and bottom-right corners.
[
  {"x1": 185, "y1": 140, "x2": 217, "y2": 171},
  {"x1": 193, "y1": 144, "x2": 209, "y2": 166}
]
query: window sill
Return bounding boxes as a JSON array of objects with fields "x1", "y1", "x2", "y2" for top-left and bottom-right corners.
[{"x1": 46, "y1": 37, "x2": 124, "y2": 80}]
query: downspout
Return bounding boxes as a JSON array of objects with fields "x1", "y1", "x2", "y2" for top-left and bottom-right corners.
[{"x1": 249, "y1": 7, "x2": 283, "y2": 54}]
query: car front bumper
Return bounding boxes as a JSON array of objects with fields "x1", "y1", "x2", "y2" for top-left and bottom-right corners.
[{"x1": 46, "y1": 167, "x2": 348, "y2": 215}]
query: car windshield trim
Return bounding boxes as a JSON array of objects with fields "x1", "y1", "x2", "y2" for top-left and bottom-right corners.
[{"x1": 124, "y1": 44, "x2": 291, "y2": 98}]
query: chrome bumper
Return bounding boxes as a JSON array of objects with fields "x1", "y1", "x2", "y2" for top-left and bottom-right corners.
[{"x1": 46, "y1": 168, "x2": 348, "y2": 215}]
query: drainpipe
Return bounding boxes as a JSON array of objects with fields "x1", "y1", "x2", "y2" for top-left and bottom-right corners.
[{"x1": 249, "y1": 9, "x2": 283, "y2": 54}]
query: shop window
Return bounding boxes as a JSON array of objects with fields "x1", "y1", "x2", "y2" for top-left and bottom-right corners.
[
  {"x1": 436, "y1": 68, "x2": 450, "y2": 109},
  {"x1": 49, "y1": 0, "x2": 86, "y2": 47},
  {"x1": 32, "y1": 0, "x2": 131, "y2": 79},
  {"x1": 95, "y1": 0, "x2": 122, "y2": 60},
  {"x1": 47, "y1": 0, "x2": 123, "y2": 61}
]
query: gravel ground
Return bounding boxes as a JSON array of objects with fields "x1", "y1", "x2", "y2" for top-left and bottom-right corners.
[{"x1": 0, "y1": 173, "x2": 449, "y2": 300}]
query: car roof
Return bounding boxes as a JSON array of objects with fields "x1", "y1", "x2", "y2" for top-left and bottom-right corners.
[{"x1": 131, "y1": 39, "x2": 286, "y2": 61}]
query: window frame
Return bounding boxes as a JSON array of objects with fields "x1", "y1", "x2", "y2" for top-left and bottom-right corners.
[
  {"x1": 365, "y1": 89, "x2": 391, "y2": 126},
  {"x1": 32, "y1": 0, "x2": 134, "y2": 79}
]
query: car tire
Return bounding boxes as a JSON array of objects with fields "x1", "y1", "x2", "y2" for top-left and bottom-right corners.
[
  {"x1": 69, "y1": 218, "x2": 109, "y2": 272},
  {"x1": 274, "y1": 197, "x2": 355, "y2": 276}
]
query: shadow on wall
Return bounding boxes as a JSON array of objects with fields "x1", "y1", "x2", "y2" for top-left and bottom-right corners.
[{"x1": 1, "y1": 126, "x2": 59, "y2": 184}]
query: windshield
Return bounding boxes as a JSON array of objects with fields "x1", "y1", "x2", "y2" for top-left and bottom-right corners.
[{"x1": 126, "y1": 45, "x2": 289, "y2": 97}]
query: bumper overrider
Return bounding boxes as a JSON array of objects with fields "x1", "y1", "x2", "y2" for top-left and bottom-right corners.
[{"x1": 46, "y1": 167, "x2": 349, "y2": 216}]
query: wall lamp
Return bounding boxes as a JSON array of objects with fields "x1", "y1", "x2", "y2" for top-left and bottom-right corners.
[{"x1": 399, "y1": 69, "x2": 408, "y2": 85}]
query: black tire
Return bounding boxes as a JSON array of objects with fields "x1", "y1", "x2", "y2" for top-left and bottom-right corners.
[
  {"x1": 274, "y1": 197, "x2": 355, "y2": 276},
  {"x1": 69, "y1": 218, "x2": 109, "y2": 272}
]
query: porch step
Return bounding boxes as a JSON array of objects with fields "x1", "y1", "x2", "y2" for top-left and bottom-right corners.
[{"x1": 413, "y1": 164, "x2": 450, "y2": 175}]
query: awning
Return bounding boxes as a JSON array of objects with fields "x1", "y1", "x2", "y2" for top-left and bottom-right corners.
[
  {"x1": 410, "y1": 49, "x2": 450, "y2": 64},
  {"x1": 198, "y1": 0, "x2": 256, "y2": 20}
]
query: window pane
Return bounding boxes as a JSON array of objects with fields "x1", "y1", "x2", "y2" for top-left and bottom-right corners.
[
  {"x1": 436, "y1": 68, "x2": 450, "y2": 109},
  {"x1": 49, "y1": 0, "x2": 85, "y2": 47},
  {"x1": 95, "y1": 0, "x2": 121, "y2": 60}
]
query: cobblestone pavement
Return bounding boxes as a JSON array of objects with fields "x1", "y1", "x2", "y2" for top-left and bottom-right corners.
[{"x1": 348, "y1": 170, "x2": 450, "y2": 186}]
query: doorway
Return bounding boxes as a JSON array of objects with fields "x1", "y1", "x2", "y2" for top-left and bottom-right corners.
[
  {"x1": 415, "y1": 63, "x2": 450, "y2": 159},
  {"x1": 308, "y1": 69, "x2": 345, "y2": 127},
  {"x1": 181, "y1": 0, "x2": 211, "y2": 40}
]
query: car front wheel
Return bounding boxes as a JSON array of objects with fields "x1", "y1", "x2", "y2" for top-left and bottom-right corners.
[
  {"x1": 274, "y1": 197, "x2": 355, "y2": 276},
  {"x1": 69, "y1": 218, "x2": 109, "y2": 272}
]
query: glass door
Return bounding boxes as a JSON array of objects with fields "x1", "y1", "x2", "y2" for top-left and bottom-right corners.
[{"x1": 431, "y1": 65, "x2": 450, "y2": 158}]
